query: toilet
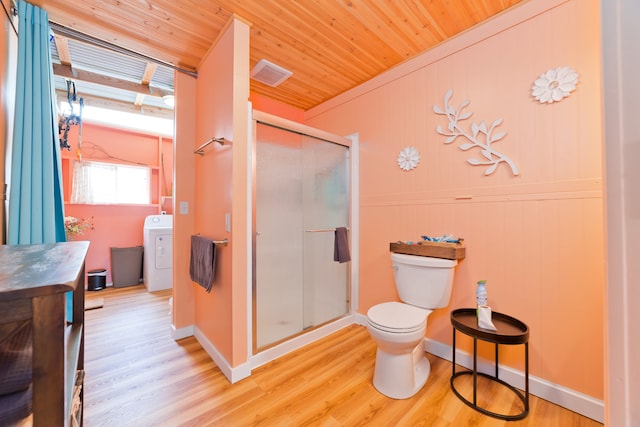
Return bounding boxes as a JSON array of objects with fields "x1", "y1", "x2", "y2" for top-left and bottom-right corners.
[{"x1": 367, "y1": 252, "x2": 458, "y2": 399}]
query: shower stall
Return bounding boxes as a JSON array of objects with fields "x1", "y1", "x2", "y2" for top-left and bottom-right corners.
[{"x1": 252, "y1": 111, "x2": 353, "y2": 352}]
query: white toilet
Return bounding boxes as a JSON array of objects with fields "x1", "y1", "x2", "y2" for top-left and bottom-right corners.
[{"x1": 366, "y1": 252, "x2": 458, "y2": 399}]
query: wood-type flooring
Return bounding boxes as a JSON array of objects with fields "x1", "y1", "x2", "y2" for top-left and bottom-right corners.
[{"x1": 83, "y1": 286, "x2": 603, "y2": 426}]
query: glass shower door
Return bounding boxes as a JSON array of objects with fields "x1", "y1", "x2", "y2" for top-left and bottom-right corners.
[{"x1": 255, "y1": 122, "x2": 350, "y2": 350}]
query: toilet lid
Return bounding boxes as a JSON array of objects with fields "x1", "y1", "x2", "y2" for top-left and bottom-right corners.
[{"x1": 367, "y1": 301, "x2": 428, "y2": 332}]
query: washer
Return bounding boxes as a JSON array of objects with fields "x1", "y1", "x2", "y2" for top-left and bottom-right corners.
[{"x1": 143, "y1": 214, "x2": 173, "y2": 291}]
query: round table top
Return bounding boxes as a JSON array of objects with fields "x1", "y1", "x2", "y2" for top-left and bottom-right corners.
[{"x1": 451, "y1": 308, "x2": 529, "y2": 344}]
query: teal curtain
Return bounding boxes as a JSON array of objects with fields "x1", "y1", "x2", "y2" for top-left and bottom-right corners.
[{"x1": 8, "y1": 0, "x2": 66, "y2": 244}]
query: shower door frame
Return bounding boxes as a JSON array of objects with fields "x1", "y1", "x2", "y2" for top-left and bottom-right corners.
[{"x1": 250, "y1": 109, "x2": 358, "y2": 356}]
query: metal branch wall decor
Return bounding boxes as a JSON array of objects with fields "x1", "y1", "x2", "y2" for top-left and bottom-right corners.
[{"x1": 434, "y1": 89, "x2": 519, "y2": 176}]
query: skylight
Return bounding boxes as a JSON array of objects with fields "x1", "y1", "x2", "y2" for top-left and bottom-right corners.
[{"x1": 60, "y1": 102, "x2": 174, "y2": 137}]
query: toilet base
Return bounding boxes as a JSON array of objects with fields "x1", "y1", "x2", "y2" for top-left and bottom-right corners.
[{"x1": 372, "y1": 343, "x2": 431, "y2": 399}]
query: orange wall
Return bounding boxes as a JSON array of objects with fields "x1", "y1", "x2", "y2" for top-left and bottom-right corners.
[
  {"x1": 229, "y1": 19, "x2": 251, "y2": 368},
  {"x1": 250, "y1": 93, "x2": 305, "y2": 123},
  {"x1": 191, "y1": 18, "x2": 250, "y2": 367},
  {"x1": 177, "y1": 32, "x2": 303, "y2": 367},
  {"x1": 172, "y1": 71, "x2": 196, "y2": 330},
  {"x1": 61, "y1": 123, "x2": 173, "y2": 283},
  {"x1": 306, "y1": 0, "x2": 604, "y2": 399}
]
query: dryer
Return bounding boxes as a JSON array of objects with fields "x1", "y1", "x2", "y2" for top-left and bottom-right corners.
[{"x1": 143, "y1": 214, "x2": 173, "y2": 291}]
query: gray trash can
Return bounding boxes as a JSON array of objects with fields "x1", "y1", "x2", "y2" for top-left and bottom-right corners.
[{"x1": 110, "y1": 246, "x2": 143, "y2": 288}]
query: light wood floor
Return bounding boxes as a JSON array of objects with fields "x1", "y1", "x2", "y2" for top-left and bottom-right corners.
[{"x1": 84, "y1": 286, "x2": 603, "y2": 427}]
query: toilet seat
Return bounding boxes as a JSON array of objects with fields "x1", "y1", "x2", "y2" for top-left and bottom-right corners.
[{"x1": 367, "y1": 301, "x2": 429, "y2": 333}]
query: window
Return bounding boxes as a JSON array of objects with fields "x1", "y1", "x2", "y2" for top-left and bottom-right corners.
[{"x1": 71, "y1": 160, "x2": 150, "y2": 204}]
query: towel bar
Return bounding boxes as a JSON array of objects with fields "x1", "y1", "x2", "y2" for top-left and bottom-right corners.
[
  {"x1": 305, "y1": 228, "x2": 350, "y2": 233},
  {"x1": 194, "y1": 233, "x2": 228, "y2": 246},
  {"x1": 194, "y1": 137, "x2": 231, "y2": 155}
]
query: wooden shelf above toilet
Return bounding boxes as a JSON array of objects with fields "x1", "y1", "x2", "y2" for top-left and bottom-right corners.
[{"x1": 390, "y1": 241, "x2": 466, "y2": 260}]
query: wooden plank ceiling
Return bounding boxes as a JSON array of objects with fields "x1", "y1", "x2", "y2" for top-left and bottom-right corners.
[{"x1": 29, "y1": 0, "x2": 523, "y2": 115}]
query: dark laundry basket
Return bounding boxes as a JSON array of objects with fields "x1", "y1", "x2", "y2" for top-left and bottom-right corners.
[
  {"x1": 110, "y1": 246, "x2": 143, "y2": 288},
  {"x1": 87, "y1": 268, "x2": 107, "y2": 291}
]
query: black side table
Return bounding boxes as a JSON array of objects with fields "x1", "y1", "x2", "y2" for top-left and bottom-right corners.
[{"x1": 450, "y1": 308, "x2": 530, "y2": 420}]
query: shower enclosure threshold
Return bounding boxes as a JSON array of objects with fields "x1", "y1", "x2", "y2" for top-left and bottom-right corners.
[{"x1": 250, "y1": 314, "x2": 355, "y2": 370}]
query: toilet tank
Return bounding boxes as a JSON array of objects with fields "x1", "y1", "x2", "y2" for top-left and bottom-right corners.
[{"x1": 391, "y1": 253, "x2": 457, "y2": 309}]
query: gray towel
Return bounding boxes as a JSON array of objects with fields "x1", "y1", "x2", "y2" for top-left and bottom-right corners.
[
  {"x1": 334, "y1": 227, "x2": 351, "y2": 263},
  {"x1": 190, "y1": 235, "x2": 216, "y2": 293}
]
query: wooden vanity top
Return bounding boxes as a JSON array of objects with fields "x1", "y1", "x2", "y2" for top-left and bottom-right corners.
[{"x1": 0, "y1": 241, "x2": 90, "y2": 301}]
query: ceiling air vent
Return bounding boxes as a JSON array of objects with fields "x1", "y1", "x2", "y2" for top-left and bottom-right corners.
[{"x1": 250, "y1": 59, "x2": 292, "y2": 87}]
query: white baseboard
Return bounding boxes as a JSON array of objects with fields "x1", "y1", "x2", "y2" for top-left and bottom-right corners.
[
  {"x1": 424, "y1": 338, "x2": 604, "y2": 423},
  {"x1": 356, "y1": 313, "x2": 602, "y2": 422},
  {"x1": 354, "y1": 312, "x2": 367, "y2": 326},
  {"x1": 194, "y1": 326, "x2": 252, "y2": 384},
  {"x1": 170, "y1": 323, "x2": 194, "y2": 341}
]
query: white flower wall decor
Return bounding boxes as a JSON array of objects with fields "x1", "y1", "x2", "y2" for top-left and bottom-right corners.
[
  {"x1": 397, "y1": 146, "x2": 420, "y2": 171},
  {"x1": 434, "y1": 89, "x2": 519, "y2": 176},
  {"x1": 531, "y1": 66, "x2": 579, "y2": 104}
]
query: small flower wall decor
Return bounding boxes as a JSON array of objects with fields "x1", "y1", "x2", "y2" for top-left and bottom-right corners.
[
  {"x1": 397, "y1": 147, "x2": 420, "y2": 171},
  {"x1": 531, "y1": 66, "x2": 579, "y2": 104},
  {"x1": 64, "y1": 216, "x2": 93, "y2": 240},
  {"x1": 434, "y1": 89, "x2": 519, "y2": 176}
]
